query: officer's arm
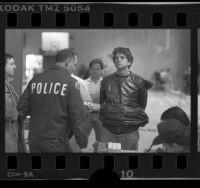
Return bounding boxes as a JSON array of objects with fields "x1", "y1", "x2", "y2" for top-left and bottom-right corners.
[
  {"x1": 17, "y1": 82, "x2": 31, "y2": 121},
  {"x1": 68, "y1": 80, "x2": 91, "y2": 149}
]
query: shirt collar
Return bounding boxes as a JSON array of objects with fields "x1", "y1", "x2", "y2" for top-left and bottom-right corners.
[{"x1": 87, "y1": 76, "x2": 103, "y2": 83}]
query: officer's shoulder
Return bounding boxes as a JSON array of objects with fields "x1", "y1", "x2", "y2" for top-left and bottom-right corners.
[
  {"x1": 69, "y1": 76, "x2": 81, "y2": 89},
  {"x1": 69, "y1": 76, "x2": 78, "y2": 83},
  {"x1": 32, "y1": 72, "x2": 44, "y2": 80}
]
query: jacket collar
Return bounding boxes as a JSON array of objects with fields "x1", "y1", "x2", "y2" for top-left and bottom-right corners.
[
  {"x1": 49, "y1": 64, "x2": 70, "y2": 75},
  {"x1": 114, "y1": 71, "x2": 132, "y2": 78}
]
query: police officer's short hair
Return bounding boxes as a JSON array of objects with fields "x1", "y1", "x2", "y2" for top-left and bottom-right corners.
[
  {"x1": 112, "y1": 47, "x2": 134, "y2": 68},
  {"x1": 89, "y1": 58, "x2": 104, "y2": 70},
  {"x1": 5, "y1": 53, "x2": 14, "y2": 66},
  {"x1": 56, "y1": 48, "x2": 77, "y2": 64}
]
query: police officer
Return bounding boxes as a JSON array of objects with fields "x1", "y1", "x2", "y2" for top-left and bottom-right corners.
[{"x1": 17, "y1": 49, "x2": 90, "y2": 152}]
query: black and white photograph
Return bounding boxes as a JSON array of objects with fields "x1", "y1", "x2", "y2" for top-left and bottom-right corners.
[
  {"x1": 5, "y1": 29, "x2": 191, "y2": 153},
  {"x1": 198, "y1": 29, "x2": 200, "y2": 152}
]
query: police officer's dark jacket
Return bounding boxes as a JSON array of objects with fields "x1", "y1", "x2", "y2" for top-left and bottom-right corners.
[
  {"x1": 17, "y1": 65, "x2": 89, "y2": 150},
  {"x1": 100, "y1": 71, "x2": 153, "y2": 135}
]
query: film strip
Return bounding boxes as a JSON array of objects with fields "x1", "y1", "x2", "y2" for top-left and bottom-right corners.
[{"x1": 0, "y1": 2, "x2": 200, "y2": 180}]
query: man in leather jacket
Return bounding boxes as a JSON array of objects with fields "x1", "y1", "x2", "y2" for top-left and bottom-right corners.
[
  {"x1": 17, "y1": 49, "x2": 90, "y2": 152},
  {"x1": 99, "y1": 47, "x2": 153, "y2": 150}
]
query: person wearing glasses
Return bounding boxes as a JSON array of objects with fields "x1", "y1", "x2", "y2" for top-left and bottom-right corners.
[{"x1": 99, "y1": 47, "x2": 153, "y2": 151}]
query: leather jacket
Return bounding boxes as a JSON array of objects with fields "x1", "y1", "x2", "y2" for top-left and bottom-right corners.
[{"x1": 100, "y1": 71, "x2": 153, "y2": 135}]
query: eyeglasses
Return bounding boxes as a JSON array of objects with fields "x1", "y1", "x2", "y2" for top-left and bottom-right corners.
[{"x1": 114, "y1": 55, "x2": 127, "y2": 61}]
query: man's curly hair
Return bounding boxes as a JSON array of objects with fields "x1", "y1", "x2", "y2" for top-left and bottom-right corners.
[{"x1": 112, "y1": 47, "x2": 134, "y2": 68}]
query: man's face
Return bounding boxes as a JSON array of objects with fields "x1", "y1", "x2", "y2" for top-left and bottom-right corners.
[
  {"x1": 89, "y1": 63, "x2": 102, "y2": 79},
  {"x1": 66, "y1": 55, "x2": 78, "y2": 74},
  {"x1": 113, "y1": 53, "x2": 130, "y2": 70},
  {"x1": 5, "y1": 58, "x2": 16, "y2": 77}
]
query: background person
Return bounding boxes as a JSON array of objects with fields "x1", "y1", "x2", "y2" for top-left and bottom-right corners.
[
  {"x1": 160, "y1": 68, "x2": 173, "y2": 91},
  {"x1": 183, "y1": 67, "x2": 191, "y2": 95},
  {"x1": 5, "y1": 53, "x2": 19, "y2": 153},
  {"x1": 68, "y1": 57, "x2": 93, "y2": 152},
  {"x1": 85, "y1": 58, "x2": 104, "y2": 142}
]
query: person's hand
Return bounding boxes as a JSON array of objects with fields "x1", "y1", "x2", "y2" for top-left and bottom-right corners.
[
  {"x1": 6, "y1": 108, "x2": 18, "y2": 121},
  {"x1": 84, "y1": 101, "x2": 93, "y2": 113},
  {"x1": 91, "y1": 103, "x2": 100, "y2": 111}
]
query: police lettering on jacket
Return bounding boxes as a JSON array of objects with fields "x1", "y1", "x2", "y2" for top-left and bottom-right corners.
[{"x1": 31, "y1": 82, "x2": 68, "y2": 96}]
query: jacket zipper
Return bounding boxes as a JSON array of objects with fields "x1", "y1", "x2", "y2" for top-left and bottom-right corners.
[{"x1": 117, "y1": 78, "x2": 122, "y2": 104}]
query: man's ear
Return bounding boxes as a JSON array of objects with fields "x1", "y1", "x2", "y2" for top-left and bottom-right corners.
[
  {"x1": 64, "y1": 60, "x2": 69, "y2": 68},
  {"x1": 89, "y1": 68, "x2": 92, "y2": 74}
]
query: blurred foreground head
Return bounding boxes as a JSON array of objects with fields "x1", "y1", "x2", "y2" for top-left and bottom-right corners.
[
  {"x1": 147, "y1": 106, "x2": 190, "y2": 153},
  {"x1": 161, "y1": 106, "x2": 190, "y2": 126}
]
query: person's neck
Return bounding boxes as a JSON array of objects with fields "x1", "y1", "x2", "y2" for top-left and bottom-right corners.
[
  {"x1": 56, "y1": 63, "x2": 65, "y2": 69},
  {"x1": 5, "y1": 76, "x2": 14, "y2": 83},
  {"x1": 91, "y1": 76, "x2": 101, "y2": 83},
  {"x1": 116, "y1": 68, "x2": 130, "y2": 76},
  {"x1": 56, "y1": 63, "x2": 73, "y2": 75}
]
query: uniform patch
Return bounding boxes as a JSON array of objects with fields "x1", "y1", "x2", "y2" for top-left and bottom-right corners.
[{"x1": 75, "y1": 81, "x2": 80, "y2": 90}]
